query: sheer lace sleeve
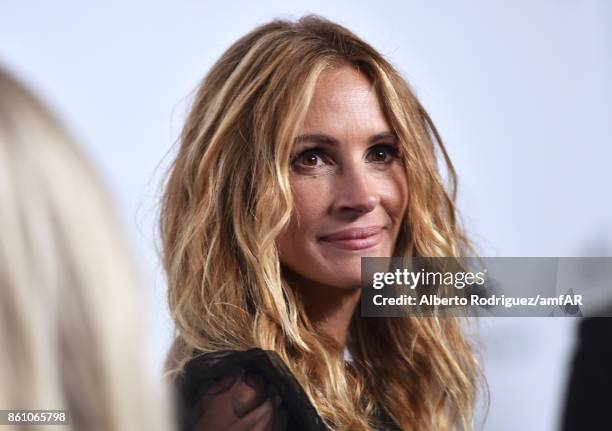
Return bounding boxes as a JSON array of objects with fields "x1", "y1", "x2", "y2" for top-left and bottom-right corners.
[{"x1": 173, "y1": 348, "x2": 328, "y2": 431}]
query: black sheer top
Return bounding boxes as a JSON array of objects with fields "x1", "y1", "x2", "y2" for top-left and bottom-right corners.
[{"x1": 173, "y1": 348, "x2": 401, "y2": 431}]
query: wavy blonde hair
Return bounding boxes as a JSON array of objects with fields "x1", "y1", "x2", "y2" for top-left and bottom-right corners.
[
  {"x1": 0, "y1": 68, "x2": 173, "y2": 431},
  {"x1": 161, "y1": 15, "x2": 483, "y2": 431}
]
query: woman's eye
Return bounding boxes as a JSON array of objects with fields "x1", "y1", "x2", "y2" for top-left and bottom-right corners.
[
  {"x1": 292, "y1": 150, "x2": 326, "y2": 168},
  {"x1": 367, "y1": 144, "x2": 399, "y2": 163}
]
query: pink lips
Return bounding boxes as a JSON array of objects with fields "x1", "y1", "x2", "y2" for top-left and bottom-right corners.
[{"x1": 319, "y1": 226, "x2": 383, "y2": 251}]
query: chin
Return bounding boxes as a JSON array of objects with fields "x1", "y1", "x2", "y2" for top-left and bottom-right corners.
[
  {"x1": 319, "y1": 267, "x2": 363, "y2": 290},
  {"x1": 318, "y1": 254, "x2": 379, "y2": 288}
]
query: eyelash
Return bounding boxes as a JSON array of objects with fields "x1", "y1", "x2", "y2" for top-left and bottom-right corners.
[{"x1": 291, "y1": 143, "x2": 401, "y2": 169}]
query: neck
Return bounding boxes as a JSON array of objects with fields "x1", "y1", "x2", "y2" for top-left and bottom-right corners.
[{"x1": 284, "y1": 268, "x2": 360, "y2": 350}]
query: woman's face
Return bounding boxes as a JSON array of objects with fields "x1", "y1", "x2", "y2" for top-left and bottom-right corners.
[{"x1": 277, "y1": 65, "x2": 408, "y2": 289}]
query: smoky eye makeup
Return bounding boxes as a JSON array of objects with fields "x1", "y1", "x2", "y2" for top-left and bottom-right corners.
[
  {"x1": 288, "y1": 135, "x2": 402, "y2": 172},
  {"x1": 290, "y1": 147, "x2": 332, "y2": 171},
  {"x1": 366, "y1": 142, "x2": 401, "y2": 164}
]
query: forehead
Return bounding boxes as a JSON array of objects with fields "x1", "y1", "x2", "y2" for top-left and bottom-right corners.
[{"x1": 300, "y1": 65, "x2": 390, "y2": 134}]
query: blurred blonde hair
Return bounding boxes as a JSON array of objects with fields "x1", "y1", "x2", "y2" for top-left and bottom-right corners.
[
  {"x1": 161, "y1": 15, "x2": 483, "y2": 431},
  {"x1": 0, "y1": 67, "x2": 173, "y2": 431}
]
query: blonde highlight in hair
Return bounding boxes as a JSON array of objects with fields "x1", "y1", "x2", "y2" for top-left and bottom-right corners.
[{"x1": 161, "y1": 15, "x2": 483, "y2": 430}]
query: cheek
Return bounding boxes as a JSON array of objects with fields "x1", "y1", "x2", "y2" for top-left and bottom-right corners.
[
  {"x1": 375, "y1": 166, "x2": 409, "y2": 220},
  {"x1": 276, "y1": 177, "x2": 332, "y2": 257},
  {"x1": 289, "y1": 177, "x2": 332, "y2": 231}
]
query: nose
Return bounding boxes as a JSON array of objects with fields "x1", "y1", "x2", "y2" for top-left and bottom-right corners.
[{"x1": 331, "y1": 161, "x2": 379, "y2": 218}]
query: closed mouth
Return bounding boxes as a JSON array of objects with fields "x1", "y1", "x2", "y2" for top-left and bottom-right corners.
[{"x1": 319, "y1": 226, "x2": 384, "y2": 251}]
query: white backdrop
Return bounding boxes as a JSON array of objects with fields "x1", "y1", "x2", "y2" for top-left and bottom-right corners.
[{"x1": 2, "y1": 1, "x2": 611, "y2": 430}]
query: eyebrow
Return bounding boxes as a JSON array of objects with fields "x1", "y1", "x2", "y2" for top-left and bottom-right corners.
[{"x1": 294, "y1": 131, "x2": 397, "y2": 146}]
